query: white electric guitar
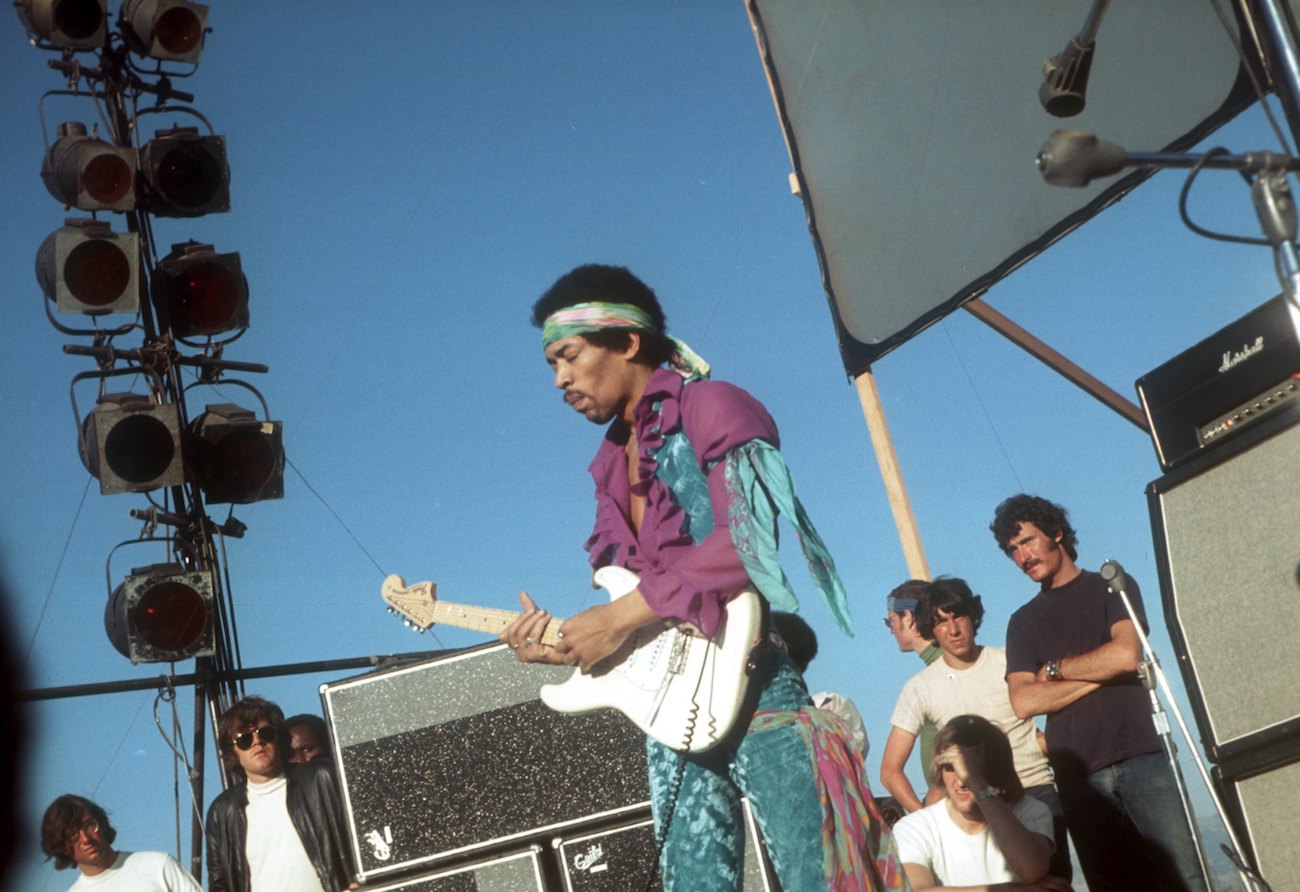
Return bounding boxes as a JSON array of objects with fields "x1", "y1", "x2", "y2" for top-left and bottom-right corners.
[{"x1": 380, "y1": 566, "x2": 763, "y2": 753}]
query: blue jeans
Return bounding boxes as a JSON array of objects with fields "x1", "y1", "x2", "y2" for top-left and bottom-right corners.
[
  {"x1": 1058, "y1": 751, "x2": 1208, "y2": 891},
  {"x1": 646, "y1": 651, "x2": 826, "y2": 892}
]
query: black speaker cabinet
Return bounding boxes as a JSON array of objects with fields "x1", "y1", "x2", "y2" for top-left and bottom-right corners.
[
  {"x1": 321, "y1": 642, "x2": 650, "y2": 883},
  {"x1": 1213, "y1": 746, "x2": 1300, "y2": 892},
  {"x1": 362, "y1": 847, "x2": 547, "y2": 891},
  {"x1": 1148, "y1": 401, "x2": 1300, "y2": 887},
  {"x1": 1148, "y1": 402, "x2": 1300, "y2": 760},
  {"x1": 554, "y1": 801, "x2": 776, "y2": 892}
]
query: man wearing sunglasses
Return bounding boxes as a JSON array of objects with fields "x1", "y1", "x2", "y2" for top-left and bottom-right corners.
[
  {"x1": 40, "y1": 794, "x2": 200, "y2": 890},
  {"x1": 883, "y1": 579, "x2": 944, "y2": 808},
  {"x1": 205, "y1": 696, "x2": 354, "y2": 892}
]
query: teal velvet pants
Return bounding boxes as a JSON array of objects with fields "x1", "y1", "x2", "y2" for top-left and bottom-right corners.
[{"x1": 647, "y1": 651, "x2": 826, "y2": 891}]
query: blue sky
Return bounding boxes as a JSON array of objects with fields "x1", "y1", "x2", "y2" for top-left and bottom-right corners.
[{"x1": 0, "y1": 4, "x2": 1283, "y2": 889}]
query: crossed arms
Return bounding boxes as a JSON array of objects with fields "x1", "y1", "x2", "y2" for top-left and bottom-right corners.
[{"x1": 1007, "y1": 618, "x2": 1142, "y2": 720}]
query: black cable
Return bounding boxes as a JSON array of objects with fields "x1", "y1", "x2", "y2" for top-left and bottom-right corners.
[
  {"x1": 1178, "y1": 147, "x2": 1272, "y2": 245},
  {"x1": 645, "y1": 751, "x2": 690, "y2": 892}
]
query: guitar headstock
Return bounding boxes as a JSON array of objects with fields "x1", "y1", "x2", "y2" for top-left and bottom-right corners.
[{"x1": 381, "y1": 574, "x2": 438, "y2": 631}]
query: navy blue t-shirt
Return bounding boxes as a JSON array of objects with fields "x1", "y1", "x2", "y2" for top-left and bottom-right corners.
[{"x1": 1005, "y1": 569, "x2": 1161, "y2": 780}]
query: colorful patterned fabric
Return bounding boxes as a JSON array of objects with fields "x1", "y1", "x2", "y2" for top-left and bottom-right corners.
[
  {"x1": 724, "y1": 439, "x2": 854, "y2": 634},
  {"x1": 541, "y1": 301, "x2": 711, "y2": 379},
  {"x1": 749, "y1": 708, "x2": 911, "y2": 892}
]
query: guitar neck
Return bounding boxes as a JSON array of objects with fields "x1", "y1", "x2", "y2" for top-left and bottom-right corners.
[{"x1": 433, "y1": 601, "x2": 564, "y2": 646}]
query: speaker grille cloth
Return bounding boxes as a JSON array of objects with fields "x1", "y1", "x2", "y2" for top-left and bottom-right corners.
[
  {"x1": 1157, "y1": 423, "x2": 1300, "y2": 748},
  {"x1": 1235, "y1": 759, "x2": 1300, "y2": 889},
  {"x1": 324, "y1": 644, "x2": 649, "y2": 878}
]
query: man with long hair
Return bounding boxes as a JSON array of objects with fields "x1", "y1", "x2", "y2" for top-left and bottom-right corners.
[
  {"x1": 205, "y1": 696, "x2": 353, "y2": 892},
  {"x1": 41, "y1": 794, "x2": 199, "y2": 890}
]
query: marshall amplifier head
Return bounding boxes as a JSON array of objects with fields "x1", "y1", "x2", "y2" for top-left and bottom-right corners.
[
  {"x1": 321, "y1": 642, "x2": 650, "y2": 883},
  {"x1": 1137, "y1": 294, "x2": 1300, "y2": 471}
]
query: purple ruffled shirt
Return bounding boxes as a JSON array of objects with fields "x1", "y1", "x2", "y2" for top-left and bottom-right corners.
[{"x1": 584, "y1": 367, "x2": 778, "y2": 637}]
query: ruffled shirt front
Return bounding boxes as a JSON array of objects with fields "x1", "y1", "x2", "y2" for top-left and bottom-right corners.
[{"x1": 584, "y1": 368, "x2": 777, "y2": 637}]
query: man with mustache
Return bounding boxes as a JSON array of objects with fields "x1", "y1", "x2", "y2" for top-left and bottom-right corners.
[
  {"x1": 503, "y1": 264, "x2": 905, "y2": 891},
  {"x1": 991, "y1": 493, "x2": 1207, "y2": 891}
]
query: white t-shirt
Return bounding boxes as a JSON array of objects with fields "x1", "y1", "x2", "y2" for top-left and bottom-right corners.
[
  {"x1": 244, "y1": 776, "x2": 327, "y2": 892},
  {"x1": 888, "y1": 646, "x2": 1052, "y2": 788},
  {"x1": 67, "y1": 850, "x2": 201, "y2": 891},
  {"x1": 893, "y1": 795, "x2": 1054, "y2": 885}
]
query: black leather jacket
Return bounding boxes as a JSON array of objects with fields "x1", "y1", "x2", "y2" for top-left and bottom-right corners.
[{"x1": 205, "y1": 760, "x2": 354, "y2": 892}]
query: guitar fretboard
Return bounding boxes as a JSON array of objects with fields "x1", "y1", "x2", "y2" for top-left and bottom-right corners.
[
  {"x1": 382, "y1": 576, "x2": 566, "y2": 647},
  {"x1": 431, "y1": 601, "x2": 564, "y2": 647}
]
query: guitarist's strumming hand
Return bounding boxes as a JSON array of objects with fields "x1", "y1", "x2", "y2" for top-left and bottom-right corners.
[{"x1": 501, "y1": 589, "x2": 661, "y2": 671}]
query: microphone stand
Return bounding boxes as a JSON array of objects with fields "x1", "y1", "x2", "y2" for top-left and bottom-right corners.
[
  {"x1": 1038, "y1": 0, "x2": 1110, "y2": 117},
  {"x1": 1036, "y1": 132, "x2": 1300, "y2": 323},
  {"x1": 1249, "y1": 169, "x2": 1300, "y2": 313},
  {"x1": 1100, "y1": 560, "x2": 1271, "y2": 892}
]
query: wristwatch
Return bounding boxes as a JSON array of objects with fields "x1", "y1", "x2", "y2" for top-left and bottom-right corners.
[
  {"x1": 1046, "y1": 659, "x2": 1062, "y2": 681},
  {"x1": 974, "y1": 787, "x2": 1003, "y2": 802}
]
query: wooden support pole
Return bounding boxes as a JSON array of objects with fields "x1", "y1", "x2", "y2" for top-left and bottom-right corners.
[
  {"x1": 854, "y1": 368, "x2": 931, "y2": 581},
  {"x1": 962, "y1": 298, "x2": 1149, "y2": 431}
]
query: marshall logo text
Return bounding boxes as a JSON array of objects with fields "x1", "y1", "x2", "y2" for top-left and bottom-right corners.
[{"x1": 1219, "y1": 336, "x2": 1265, "y2": 373}]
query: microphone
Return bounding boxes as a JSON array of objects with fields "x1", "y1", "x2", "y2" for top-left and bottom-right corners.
[
  {"x1": 1099, "y1": 559, "x2": 1126, "y2": 594},
  {"x1": 1036, "y1": 130, "x2": 1126, "y2": 187},
  {"x1": 1039, "y1": 0, "x2": 1110, "y2": 117}
]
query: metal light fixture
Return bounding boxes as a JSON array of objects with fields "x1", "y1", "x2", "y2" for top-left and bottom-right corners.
[
  {"x1": 139, "y1": 126, "x2": 230, "y2": 217},
  {"x1": 41, "y1": 122, "x2": 138, "y2": 211},
  {"x1": 121, "y1": 0, "x2": 208, "y2": 64},
  {"x1": 188, "y1": 403, "x2": 284, "y2": 504},
  {"x1": 14, "y1": 0, "x2": 107, "y2": 50},
  {"x1": 152, "y1": 241, "x2": 248, "y2": 337},
  {"x1": 105, "y1": 563, "x2": 215, "y2": 663},
  {"x1": 79, "y1": 392, "x2": 185, "y2": 494},
  {"x1": 36, "y1": 219, "x2": 140, "y2": 315}
]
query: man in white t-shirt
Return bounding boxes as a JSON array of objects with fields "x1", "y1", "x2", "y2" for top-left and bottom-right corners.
[
  {"x1": 39, "y1": 794, "x2": 200, "y2": 891},
  {"x1": 205, "y1": 696, "x2": 354, "y2": 892},
  {"x1": 881, "y1": 577, "x2": 1071, "y2": 880},
  {"x1": 893, "y1": 715, "x2": 1070, "y2": 891}
]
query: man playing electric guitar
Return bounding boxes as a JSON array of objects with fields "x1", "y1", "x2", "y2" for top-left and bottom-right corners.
[{"x1": 501, "y1": 264, "x2": 906, "y2": 892}]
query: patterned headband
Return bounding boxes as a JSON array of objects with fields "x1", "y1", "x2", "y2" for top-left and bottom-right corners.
[{"x1": 541, "y1": 301, "x2": 710, "y2": 379}]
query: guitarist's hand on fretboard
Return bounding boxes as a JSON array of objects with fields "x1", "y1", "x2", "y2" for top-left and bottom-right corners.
[
  {"x1": 500, "y1": 591, "x2": 577, "y2": 666},
  {"x1": 382, "y1": 566, "x2": 760, "y2": 751}
]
